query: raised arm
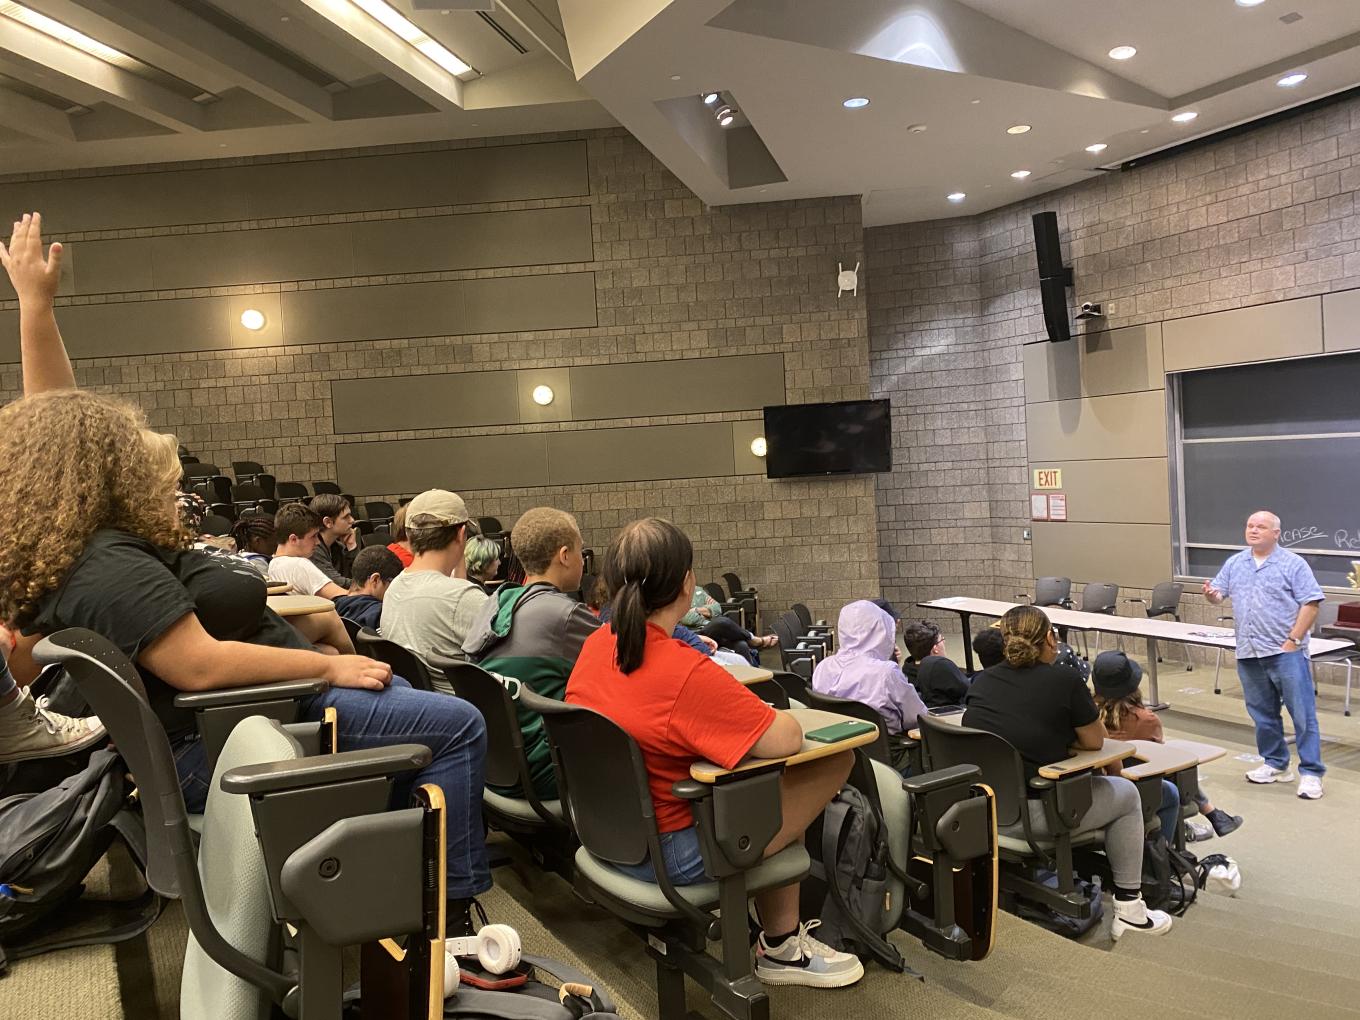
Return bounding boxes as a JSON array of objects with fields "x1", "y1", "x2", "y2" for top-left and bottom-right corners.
[{"x1": 0, "y1": 212, "x2": 75, "y2": 396}]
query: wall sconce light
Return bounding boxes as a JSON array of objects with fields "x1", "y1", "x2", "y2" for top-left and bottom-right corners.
[
  {"x1": 240, "y1": 308, "x2": 267, "y2": 331},
  {"x1": 531, "y1": 384, "x2": 554, "y2": 406},
  {"x1": 750, "y1": 436, "x2": 767, "y2": 457}
]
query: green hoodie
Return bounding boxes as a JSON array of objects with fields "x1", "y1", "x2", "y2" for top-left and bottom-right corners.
[{"x1": 462, "y1": 581, "x2": 601, "y2": 799}]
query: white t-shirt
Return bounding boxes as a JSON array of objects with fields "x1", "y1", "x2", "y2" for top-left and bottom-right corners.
[
  {"x1": 380, "y1": 570, "x2": 490, "y2": 669},
  {"x1": 268, "y1": 554, "x2": 337, "y2": 597}
]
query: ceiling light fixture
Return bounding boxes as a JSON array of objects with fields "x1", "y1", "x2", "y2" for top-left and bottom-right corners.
[
  {"x1": 348, "y1": 0, "x2": 473, "y2": 76},
  {"x1": 240, "y1": 309, "x2": 267, "y2": 331},
  {"x1": 907, "y1": 123, "x2": 927, "y2": 133},
  {"x1": 947, "y1": 192, "x2": 966, "y2": 202},
  {"x1": 714, "y1": 103, "x2": 736, "y2": 127},
  {"x1": 702, "y1": 91, "x2": 720, "y2": 104},
  {"x1": 842, "y1": 96, "x2": 870, "y2": 108},
  {"x1": 1007, "y1": 124, "x2": 1031, "y2": 134},
  {"x1": 1235, "y1": 0, "x2": 1266, "y2": 6},
  {"x1": 0, "y1": 1, "x2": 137, "y2": 68},
  {"x1": 531, "y1": 385, "x2": 554, "y2": 406},
  {"x1": 1011, "y1": 169, "x2": 1031, "y2": 179},
  {"x1": 1171, "y1": 110, "x2": 1199, "y2": 122},
  {"x1": 750, "y1": 436, "x2": 768, "y2": 458},
  {"x1": 1277, "y1": 72, "x2": 1308, "y2": 87},
  {"x1": 1085, "y1": 143, "x2": 1108, "y2": 153},
  {"x1": 1108, "y1": 45, "x2": 1137, "y2": 60}
]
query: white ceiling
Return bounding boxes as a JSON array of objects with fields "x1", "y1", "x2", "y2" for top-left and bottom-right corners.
[{"x1": 0, "y1": 0, "x2": 1357, "y2": 227}]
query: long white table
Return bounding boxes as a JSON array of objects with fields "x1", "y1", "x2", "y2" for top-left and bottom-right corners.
[{"x1": 920, "y1": 596, "x2": 1353, "y2": 708}]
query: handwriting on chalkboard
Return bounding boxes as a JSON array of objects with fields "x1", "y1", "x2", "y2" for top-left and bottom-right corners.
[
  {"x1": 1335, "y1": 530, "x2": 1360, "y2": 551},
  {"x1": 1281, "y1": 526, "x2": 1326, "y2": 547},
  {"x1": 1278, "y1": 525, "x2": 1360, "y2": 552}
]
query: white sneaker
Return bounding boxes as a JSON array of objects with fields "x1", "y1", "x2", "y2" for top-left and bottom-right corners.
[
  {"x1": 1110, "y1": 896, "x2": 1173, "y2": 940},
  {"x1": 755, "y1": 920, "x2": 864, "y2": 988},
  {"x1": 1298, "y1": 775, "x2": 1324, "y2": 800},
  {"x1": 1245, "y1": 763, "x2": 1295, "y2": 784},
  {"x1": 0, "y1": 688, "x2": 106, "y2": 764}
]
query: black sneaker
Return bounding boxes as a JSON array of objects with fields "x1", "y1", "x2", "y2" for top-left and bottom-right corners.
[{"x1": 1206, "y1": 808, "x2": 1242, "y2": 838}]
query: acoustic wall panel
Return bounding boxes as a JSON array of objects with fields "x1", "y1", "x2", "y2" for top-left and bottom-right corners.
[
  {"x1": 1025, "y1": 390, "x2": 1167, "y2": 462},
  {"x1": 0, "y1": 296, "x2": 233, "y2": 359},
  {"x1": 1162, "y1": 297, "x2": 1322, "y2": 372},
  {"x1": 336, "y1": 433, "x2": 550, "y2": 495},
  {"x1": 1027, "y1": 458, "x2": 1170, "y2": 525},
  {"x1": 352, "y1": 207, "x2": 593, "y2": 276},
  {"x1": 1023, "y1": 323, "x2": 1164, "y2": 403},
  {"x1": 1323, "y1": 288, "x2": 1360, "y2": 353},
  {"x1": 547, "y1": 424, "x2": 737, "y2": 485},
  {"x1": 332, "y1": 370, "x2": 520, "y2": 434},
  {"x1": 459, "y1": 273, "x2": 598, "y2": 335},
  {"x1": 0, "y1": 140, "x2": 589, "y2": 233},
  {"x1": 570, "y1": 353, "x2": 786, "y2": 419},
  {"x1": 1031, "y1": 522, "x2": 1173, "y2": 590}
]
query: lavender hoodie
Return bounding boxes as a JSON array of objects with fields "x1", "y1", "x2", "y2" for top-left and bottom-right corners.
[{"x1": 812, "y1": 600, "x2": 927, "y2": 735}]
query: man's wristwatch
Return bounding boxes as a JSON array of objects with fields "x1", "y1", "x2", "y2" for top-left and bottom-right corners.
[{"x1": 1285, "y1": 635, "x2": 1303, "y2": 647}]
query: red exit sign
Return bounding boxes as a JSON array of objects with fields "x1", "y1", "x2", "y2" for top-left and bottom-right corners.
[{"x1": 1033, "y1": 468, "x2": 1063, "y2": 490}]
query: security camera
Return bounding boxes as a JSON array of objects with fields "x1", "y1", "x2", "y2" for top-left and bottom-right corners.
[{"x1": 1075, "y1": 302, "x2": 1104, "y2": 320}]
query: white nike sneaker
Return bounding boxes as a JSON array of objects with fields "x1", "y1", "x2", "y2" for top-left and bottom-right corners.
[
  {"x1": 1111, "y1": 896, "x2": 1173, "y2": 940},
  {"x1": 1245, "y1": 763, "x2": 1295, "y2": 784},
  {"x1": 1297, "y1": 775, "x2": 1324, "y2": 800},
  {"x1": 755, "y1": 920, "x2": 864, "y2": 988}
]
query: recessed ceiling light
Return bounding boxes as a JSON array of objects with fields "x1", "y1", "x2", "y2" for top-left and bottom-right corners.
[
  {"x1": 907, "y1": 123, "x2": 927, "y2": 133},
  {"x1": 349, "y1": 0, "x2": 473, "y2": 76},
  {"x1": 702, "y1": 91, "x2": 719, "y2": 104},
  {"x1": 947, "y1": 192, "x2": 966, "y2": 202},
  {"x1": 1007, "y1": 124, "x2": 1031, "y2": 134},
  {"x1": 1277, "y1": 72, "x2": 1308, "y2": 87},
  {"x1": 1011, "y1": 169, "x2": 1031, "y2": 179},
  {"x1": 1108, "y1": 45, "x2": 1137, "y2": 60},
  {"x1": 970, "y1": 98, "x2": 982, "y2": 104},
  {"x1": 1235, "y1": 0, "x2": 1266, "y2": 6},
  {"x1": 240, "y1": 309, "x2": 267, "y2": 331},
  {"x1": 669, "y1": 74, "x2": 680, "y2": 81},
  {"x1": 843, "y1": 96, "x2": 870, "y2": 108},
  {"x1": 1085, "y1": 143, "x2": 1108, "y2": 153},
  {"x1": 716, "y1": 105, "x2": 736, "y2": 127},
  {"x1": 1171, "y1": 110, "x2": 1199, "y2": 123},
  {"x1": 531, "y1": 385, "x2": 554, "y2": 406}
]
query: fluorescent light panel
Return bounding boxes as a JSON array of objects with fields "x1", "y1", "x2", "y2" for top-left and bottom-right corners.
[
  {"x1": 349, "y1": 0, "x2": 474, "y2": 77},
  {"x1": 0, "y1": 1, "x2": 138, "y2": 69}
]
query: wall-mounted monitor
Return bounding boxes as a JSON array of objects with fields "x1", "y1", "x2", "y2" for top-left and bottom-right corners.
[{"x1": 762, "y1": 399, "x2": 892, "y2": 479}]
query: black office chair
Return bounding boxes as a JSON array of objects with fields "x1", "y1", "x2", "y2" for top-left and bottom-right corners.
[
  {"x1": 206, "y1": 502, "x2": 237, "y2": 524},
  {"x1": 476, "y1": 517, "x2": 504, "y2": 537},
  {"x1": 791, "y1": 603, "x2": 835, "y2": 649},
  {"x1": 253, "y1": 474, "x2": 276, "y2": 500},
  {"x1": 197, "y1": 513, "x2": 233, "y2": 537},
  {"x1": 779, "y1": 610, "x2": 830, "y2": 657},
  {"x1": 360, "y1": 532, "x2": 391, "y2": 548},
  {"x1": 182, "y1": 462, "x2": 222, "y2": 479},
  {"x1": 364, "y1": 501, "x2": 395, "y2": 528},
  {"x1": 234, "y1": 481, "x2": 266, "y2": 503},
  {"x1": 351, "y1": 629, "x2": 435, "y2": 692},
  {"x1": 1077, "y1": 581, "x2": 1119, "y2": 658},
  {"x1": 917, "y1": 715, "x2": 1100, "y2": 920},
  {"x1": 768, "y1": 668, "x2": 810, "y2": 706},
  {"x1": 231, "y1": 460, "x2": 265, "y2": 484},
  {"x1": 721, "y1": 572, "x2": 759, "y2": 630},
  {"x1": 192, "y1": 475, "x2": 235, "y2": 506},
  {"x1": 276, "y1": 481, "x2": 309, "y2": 503},
  {"x1": 1125, "y1": 581, "x2": 1192, "y2": 670},
  {"x1": 311, "y1": 481, "x2": 341, "y2": 495}
]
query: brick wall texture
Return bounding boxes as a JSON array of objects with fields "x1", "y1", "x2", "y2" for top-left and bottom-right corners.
[
  {"x1": 866, "y1": 94, "x2": 1360, "y2": 628},
  {"x1": 0, "y1": 129, "x2": 878, "y2": 622}
]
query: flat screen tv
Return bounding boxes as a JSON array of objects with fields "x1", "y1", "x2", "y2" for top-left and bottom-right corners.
[{"x1": 762, "y1": 399, "x2": 892, "y2": 479}]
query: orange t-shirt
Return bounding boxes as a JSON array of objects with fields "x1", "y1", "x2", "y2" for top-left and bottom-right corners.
[
  {"x1": 1105, "y1": 703, "x2": 1164, "y2": 743},
  {"x1": 387, "y1": 542, "x2": 414, "y2": 568},
  {"x1": 567, "y1": 622, "x2": 776, "y2": 832}
]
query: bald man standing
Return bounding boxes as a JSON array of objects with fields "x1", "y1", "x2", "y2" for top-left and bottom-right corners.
[{"x1": 1203, "y1": 511, "x2": 1326, "y2": 799}]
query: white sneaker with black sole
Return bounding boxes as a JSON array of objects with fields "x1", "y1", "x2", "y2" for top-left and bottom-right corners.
[
  {"x1": 1245, "y1": 763, "x2": 1295, "y2": 784},
  {"x1": 755, "y1": 920, "x2": 864, "y2": 989},
  {"x1": 1110, "y1": 896, "x2": 1173, "y2": 940}
]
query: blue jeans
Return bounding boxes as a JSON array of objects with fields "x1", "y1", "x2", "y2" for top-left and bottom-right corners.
[
  {"x1": 1236, "y1": 650, "x2": 1325, "y2": 778},
  {"x1": 173, "y1": 678, "x2": 492, "y2": 898},
  {"x1": 612, "y1": 826, "x2": 708, "y2": 886},
  {"x1": 1157, "y1": 779, "x2": 1180, "y2": 841}
]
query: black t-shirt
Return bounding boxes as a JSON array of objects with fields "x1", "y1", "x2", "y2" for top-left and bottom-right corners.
[
  {"x1": 28, "y1": 529, "x2": 311, "y2": 741},
  {"x1": 912, "y1": 655, "x2": 971, "y2": 709},
  {"x1": 962, "y1": 660, "x2": 1098, "y2": 782}
]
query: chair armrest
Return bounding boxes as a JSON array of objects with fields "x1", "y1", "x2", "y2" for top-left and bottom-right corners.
[
  {"x1": 1029, "y1": 773, "x2": 1093, "y2": 831},
  {"x1": 672, "y1": 778, "x2": 710, "y2": 801},
  {"x1": 1123, "y1": 597, "x2": 1147, "y2": 605},
  {"x1": 902, "y1": 763, "x2": 979, "y2": 797},
  {"x1": 174, "y1": 679, "x2": 327, "y2": 710},
  {"x1": 222, "y1": 744, "x2": 431, "y2": 796}
]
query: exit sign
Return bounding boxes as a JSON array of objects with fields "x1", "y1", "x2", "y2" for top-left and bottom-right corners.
[{"x1": 1033, "y1": 468, "x2": 1063, "y2": 489}]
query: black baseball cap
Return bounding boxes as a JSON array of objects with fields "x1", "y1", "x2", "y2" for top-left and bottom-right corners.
[{"x1": 1091, "y1": 650, "x2": 1143, "y2": 700}]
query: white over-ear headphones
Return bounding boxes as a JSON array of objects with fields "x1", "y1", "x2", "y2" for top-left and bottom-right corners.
[{"x1": 442, "y1": 924, "x2": 522, "y2": 997}]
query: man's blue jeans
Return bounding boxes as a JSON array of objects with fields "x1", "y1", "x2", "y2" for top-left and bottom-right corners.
[
  {"x1": 174, "y1": 678, "x2": 492, "y2": 899},
  {"x1": 1236, "y1": 650, "x2": 1325, "y2": 778}
]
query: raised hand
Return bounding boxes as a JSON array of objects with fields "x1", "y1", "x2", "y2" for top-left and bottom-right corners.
[{"x1": 0, "y1": 212, "x2": 64, "y2": 308}]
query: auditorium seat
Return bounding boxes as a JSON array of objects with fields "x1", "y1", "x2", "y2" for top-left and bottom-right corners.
[{"x1": 351, "y1": 628, "x2": 436, "y2": 692}]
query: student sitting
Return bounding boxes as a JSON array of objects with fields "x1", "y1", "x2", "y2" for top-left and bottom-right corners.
[
  {"x1": 308, "y1": 493, "x2": 355, "y2": 588},
  {"x1": 567, "y1": 518, "x2": 863, "y2": 989},
  {"x1": 901, "y1": 619, "x2": 970, "y2": 709},
  {"x1": 230, "y1": 512, "x2": 276, "y2": 575},
  {"x1": 1092, "y1": 651, "x2": 1242, "y2": 840},
  {"x1": 334, "y1": 545, "x2": 403, "y2": 632},
  {"x1": 268, "y1": 504, "x2": 348, "y2": 599},
  {"x1": 379, "y1": 489, "x2": 490, "y2": 671},
  {"x1": 813, "y1": 600, "x2": 927, "y2": 738},
  {"x1": 387, "y1": 504, "x2": 414, "y2": 568},
  {"x1": 464, "y1": 508, "x2": 600, "y2": 799},
  {"x1": 0, "y1": 211, "x2": 490, "y2": 923},
  {"x1": 680, "y1": 585, "x2": 777, "y2": 664},
  {"x1": 971, "y1": 625, "x2": 1005, "y2": 671},
  {"x1": 463, "y1": 535, "x2": 502, "y2": 595},
  {"x1": 963, "y1": 605, "x2": 1172, "y2": 938}
]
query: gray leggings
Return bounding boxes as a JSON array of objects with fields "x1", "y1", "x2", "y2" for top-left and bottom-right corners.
[{"x1": 1003, "y1": 775, "x2": 1144, "y2": 890}]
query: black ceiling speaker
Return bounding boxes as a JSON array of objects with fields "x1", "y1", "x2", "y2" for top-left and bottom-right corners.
[{"x1": 1032, "y1": 211, "x2": 1073, "y2": 342}]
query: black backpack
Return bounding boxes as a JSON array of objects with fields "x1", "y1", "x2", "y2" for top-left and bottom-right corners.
[
  {"x1": 1141, "y1": 833, "x2": 1198, "y2": 917},
  {"x1": 0, "y1": 747, "x2": 162, "y2": 974}
]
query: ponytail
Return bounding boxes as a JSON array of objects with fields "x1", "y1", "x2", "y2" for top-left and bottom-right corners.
[
  {"x1": 612, "y1": 580, "x2": 650, "y2": 674},
  {"x1": 602, "y1": 518, "x2": 693, "y2": 674}
]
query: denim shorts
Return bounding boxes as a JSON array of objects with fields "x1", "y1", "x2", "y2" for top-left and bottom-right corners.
[{"x1": 612, "y1": 826, "x2": 708, "y2": 886}]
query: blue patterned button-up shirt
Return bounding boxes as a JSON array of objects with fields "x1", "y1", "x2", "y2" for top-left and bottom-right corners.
[{"x1": 1210, "y1": 546, "x2": 1324, "y2": 659}]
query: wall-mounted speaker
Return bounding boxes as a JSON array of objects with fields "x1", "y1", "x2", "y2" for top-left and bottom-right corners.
[{"x1": 1032, "y1": 211, "x2": 1073, "y2": 342}]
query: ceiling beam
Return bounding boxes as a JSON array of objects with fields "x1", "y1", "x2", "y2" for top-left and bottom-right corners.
[
  {"x1": 0, "y1": 85, "x2": 74, "y2": 142},
  {"x1": 496, "y1": 0, "x2": 572, "y2": 70},
  {"x1": 0, "y1": 17, "x2": 205, "y2": 131},
  {"x1": 290, "y1": 0, "x2": 464, "y2": 112},
  {"x1": 20, "y1": 0, "x2": 336, "y2": 123}
]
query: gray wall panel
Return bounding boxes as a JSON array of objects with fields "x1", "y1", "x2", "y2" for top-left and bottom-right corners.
[
  {"x1": 353, "y1": 206, "x2": 593, "y2": 276},
  {"x1": 1027, "y1": 458, "x2": 1170, "y2": 525},
  {"x1": 1162, "y1": 297, "x2": 1322, "y2": 372},
  {"x1": 1323, "y1": 288, "x2": 1360, "y2": 353},
  {"x1": 1025, "y1": 391, "x2": 1167, "y2": 462},
  {"x1": 337, "y1": 433, "x2": 550, "y2": 494},
  {"x1": 548, "y1": 424, "x2": 736, "y2": 485},
  {"x1": 459, "y1": 273, "x2": 597, "y2": 334},
  {"x1": 1031, "y1": 522, "x2": 1173, "y2": 589},
  {"x1": 571, "y1": 353, "x2": 786, "y2": 419},
  {"x1": 51, "y1": 297, "x2": 232, "y2": 358},
  {"x1": 1023, "y1": 323, "x2": 1164, "y2": 403},
  {"x1": 331, "y1": 370, "x2": 520, "y2": 434}
]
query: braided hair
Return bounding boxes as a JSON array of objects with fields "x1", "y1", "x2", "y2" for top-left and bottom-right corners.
[{"x1": 231, "y1": 512, "x2": 275, "y2": 557}]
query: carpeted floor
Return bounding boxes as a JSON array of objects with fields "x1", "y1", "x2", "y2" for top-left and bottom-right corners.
[{"x1": 5, "y1": 657, "x2": 1359, "y2": 1020}]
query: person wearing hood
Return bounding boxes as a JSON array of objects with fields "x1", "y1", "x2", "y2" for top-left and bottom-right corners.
[
  {"x1": 812, "y1": 600, "x2": 928, "y2": 743},
  {"x1": 463, "y1": 507, "x2": 600, "y2": 799}
]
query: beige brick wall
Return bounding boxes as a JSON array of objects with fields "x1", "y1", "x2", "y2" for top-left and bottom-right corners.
[
  {"x1": 867, "y1": 95, "x2": 1360, "y2": 620},
  {"x1": 0, "y1": 128, "x2": 879, "y2": 622}
]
